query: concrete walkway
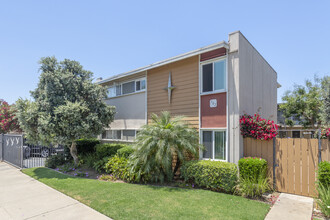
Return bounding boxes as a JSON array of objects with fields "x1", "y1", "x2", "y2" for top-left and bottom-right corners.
[
  {"x1": 0, "y1": 162, "x2": 111, "y2": 220},
  {"x1": 265, "y1": 193, "x2": 313, "y2": 220}
]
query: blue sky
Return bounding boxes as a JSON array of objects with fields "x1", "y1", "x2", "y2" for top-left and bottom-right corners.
[{"x1": 0, "y1": 0, "x2": 329, "y2": 104}]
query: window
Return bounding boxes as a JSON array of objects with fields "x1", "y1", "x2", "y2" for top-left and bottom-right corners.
[
  {"x1": 122, "y1": 81, "x2": 135, "y2": 94},
  {"x1": 102, "y1": 129, "x2": 137, "y2": 141},
  {"x1": 102, "y1": 130, "x2": 121, "y2": 140},
  {"x1": 136, "y1": 79, "x2": 146, "y2": 91},
  {"x1": 107, "y1": 86, "x2": 116, "y2": 98},
  {"x1": 116, "y1": 85, "x2": 122, "y2": 96},
  {"x1": 201, "y1": 59, "x2": 226, "y2": 93},
  {"x1": 279, "y1": 131, "x2": 287, "y2": 138},
  {"x1": 107, "y1": 78, "x2": 146, "y2": 98},
  {"x1": 202, "y1": 130, "x2": 226, "y2": 160},
  {"x1": 123, "y1": 130, "x2": 136, "y2": 141},
  {"x1": 292, "y1": 131, "x2": 300, "y2": 138}
]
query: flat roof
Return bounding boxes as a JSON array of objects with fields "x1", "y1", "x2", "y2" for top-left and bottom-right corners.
[{"x1": 96, "y1": 41, "x2": 228, "y2": 84}]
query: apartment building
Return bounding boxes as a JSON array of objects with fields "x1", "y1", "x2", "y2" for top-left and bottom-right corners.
[{"x1": 96, "y1": 31, "x2": 278, "y2": 163}]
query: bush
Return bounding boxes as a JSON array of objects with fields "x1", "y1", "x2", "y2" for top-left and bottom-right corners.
[
  {"x1": 117, "y1": 145, "x2": 134, "y2": 158},
  {"x1": 238, "y1": 157, "x2": 267, "y2": 181},
  {"x1": 316, "y1": 183, "x2": 330, "y2": 217},
  {"x1": 318, "y1": 161, "x2": 330, "y2": 187},
  {"x1": 93, "y1": 157, "x2": 110, "y2": 173},
  {"x1": 76, "y1": 138, "x2": 100, "y2": 155},
  {"x1": 45, "y1": 154, "x2": 66, "y2": 168},
  {"x1": 235, "y1": 176, "x2": 271, "y2": 198},
  {"x1": 95, "y1": 143, "x2": 127, "y2": 159},
  {"x1": 240, "y1": 113, "x2": 278, "y2": 140},
  {"x1": 105, "y1": 155, "x2": 130, "y2": 181},
  {"x1": 79, "y1": 153, "x2": 98, "y2": 168},
  {"x1": 181, "y1": 160, "x2": 238, "y2": 193}
]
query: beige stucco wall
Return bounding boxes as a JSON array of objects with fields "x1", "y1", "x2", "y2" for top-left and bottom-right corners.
[
  {"x1": 104, "y1": 92, "x2": 146, "y2": 130},
  {"x1": 227, "y1": 31, "x2": 278, "y2": 164}
]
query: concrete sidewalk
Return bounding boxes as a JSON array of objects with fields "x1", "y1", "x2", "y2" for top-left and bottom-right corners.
[
  {"x1": 0, "y1": 162, "x2": 111, "y2": 220},
  {"x1": 265, "y1": 193, "x2": 313, "y2": 220}
]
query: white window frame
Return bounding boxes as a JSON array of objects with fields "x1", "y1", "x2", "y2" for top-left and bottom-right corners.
[
  {"x1": 102, "y1": 129, "x2": 139, "y2": 142},
  {"x1": 200, "y1": 128, "x2": 228, "y2": 162},
  {"x1": 200, "y1": 57, "x2": 227, "y2": 95},
  {"x1": 102, "y1": 129, "x2": 122, "y2": 141},
  {"x1": 107, "y1": 77, "x2": 146, "y2": 99}
]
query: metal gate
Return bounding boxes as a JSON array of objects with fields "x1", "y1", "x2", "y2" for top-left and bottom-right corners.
[
  {"x1": 0, "y1": 134, "x2": 23, "y2": 168},
  {"x1": 1, "y1": 134, "x2": 65, "y2": 168}
]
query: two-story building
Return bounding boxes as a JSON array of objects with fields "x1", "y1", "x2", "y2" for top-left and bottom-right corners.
[{"x1": 96, "y1": 31, "x2": 278, "y2": 164}]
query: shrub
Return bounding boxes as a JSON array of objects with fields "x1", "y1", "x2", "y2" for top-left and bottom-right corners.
[
  {"x1": 117, "y1": 145, "x2": 134, "y2": 158},
  {"x1": 316, "y1": 183, "x2": 330, "y2": 217},
  {"x1": 235, "y1": 176, "x2": 272, "y2": 198},
  {"x1": 95, "y1": 143, "x2": 126, "y2": 159},
  {"x1": 181, "y1": 160, "x2": 238, "y2": 193},
  {"x1": 76, "y1": 138, "x2": 100, "y2": 155},
  {"x1": 240, "y1": 113, "x2": 278, "y2": 140},
  {"x1": 79, "y1": 153, "x2": 98, "y2": 168},
  {"x1": 105, "y1": 155, "x2": 130, "y2": 181},
  {"x1": 238, "y1": 157, "x2": 268, "y2": 181},
  {"x1": 93, "y1": 156, "x2": 110, "y2": 173},
  {"x1": 98, "y1": 174, "x2": 117, "y2": 181},
  {"x1": 45, "y1": 154, "x2": 66, "y2": 168},
  {"x1": 318, "y1": 161, "x2": 330, "y2": 187}
]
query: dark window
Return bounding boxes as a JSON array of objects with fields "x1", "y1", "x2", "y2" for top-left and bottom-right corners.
[
  {"x1": 122, "y1": 81, "x2": 135, "y2": 94},
  {"x1": 202, "y1": 63, "x2": 213, "y2": 92},
  {"x1": 202, "y1": 131, "x2": 213, "y2": 159},
  {"x1": 123, "y1": 130, "x2": 135, "y2": 141},
  {"x1": 102, "y1": 131, "x2": 107, "y2": 139},
  {"x1": 279, "y1": 131, "x2": 287, "y2": 138},
  {"x1": 292, "y1": 131, "x2": 300, "y2": 138},
  {"x1": 136, "y1": 81, "x2": 141, "y2": 91}
]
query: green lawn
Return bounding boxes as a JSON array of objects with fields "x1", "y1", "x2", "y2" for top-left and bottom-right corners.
[{"x1": 22, "y1": 168, "x2": 270, "y2": 220}]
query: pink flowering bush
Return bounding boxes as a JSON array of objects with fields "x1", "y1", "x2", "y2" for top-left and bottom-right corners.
[
  {"x1": 0, "y1": 99, "x2": 20, "y2": 133},
  {"x1": 320, "y1": 128, "x2": 330, "y2": 139},
  {"x1": 240, "y1": 113, "x2": 278, "y2": 140}
]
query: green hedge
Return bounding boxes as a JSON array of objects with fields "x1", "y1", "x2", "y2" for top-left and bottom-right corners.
[
  {"x1": 95, "y1": 143, "x2": 127, "y2": 159},
  {"x1": 238, "y1": 157, "x2": 267, "y2": 181},
  {"x1": 76, "y1": 138, "x2": 100, "y2": 155},
  {"x1": 318, "y1": 161, "x2": 330, "y2": 187},
  {"x1": 117, "y1": 145, "x2": 134, "y2": 158},
  {"x1": 181, "y1": 160, "x2": 238, "y2": 193}
]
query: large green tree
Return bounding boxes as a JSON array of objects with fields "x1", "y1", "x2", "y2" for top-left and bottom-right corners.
[
  {"x1": 129, "y1": 111, "x2": 201, "y2": 183},
  {"x1": 15, "y1": 57, "x2": 115, "y2": 164},
  {"x1": 280, "y1": 75, "x2": 329, "y2": 128}
]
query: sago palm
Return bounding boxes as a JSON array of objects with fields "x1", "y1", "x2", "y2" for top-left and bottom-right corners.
[{"x1": 129, "y1": 111, "x2": 201, "y2": 183}]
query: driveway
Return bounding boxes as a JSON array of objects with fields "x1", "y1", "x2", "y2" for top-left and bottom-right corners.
[{"x1": 0, "y1": 162, "x2": 111, "y2": 220}]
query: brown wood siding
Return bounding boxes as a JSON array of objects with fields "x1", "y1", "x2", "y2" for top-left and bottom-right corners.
[
  {"x1": 200, "y1": 47, "x2": 226, "y2": 61},
  {"x1": 147, "y1": 56, "x2": 199, "y2": 128}
]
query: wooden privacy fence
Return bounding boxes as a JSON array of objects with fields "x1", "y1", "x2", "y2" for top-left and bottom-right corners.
[{"x1": 243, "y1": 137, "x2": 330, "y2": 197}]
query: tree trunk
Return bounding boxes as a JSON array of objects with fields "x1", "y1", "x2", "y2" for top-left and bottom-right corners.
[
  {"x1": 173, "y1": 157, "x2": 180, "y2": 179},
  {"x1": 70, "y1": 141, "x2": 79, "y2": 165}
]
